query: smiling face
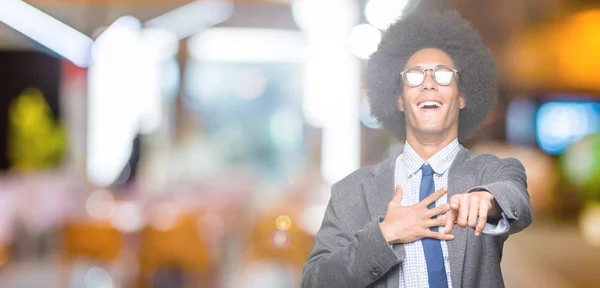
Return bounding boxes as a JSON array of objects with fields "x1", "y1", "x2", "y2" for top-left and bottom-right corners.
[{"x1": 397, "y1": 48, "x2": 466, "y2": 141}]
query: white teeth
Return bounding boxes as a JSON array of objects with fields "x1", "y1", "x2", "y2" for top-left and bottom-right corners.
[{"x1": 419, "y1": 101, "x2": 442, "y2": 108}]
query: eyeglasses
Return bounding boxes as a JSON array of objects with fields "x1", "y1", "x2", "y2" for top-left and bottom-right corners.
[{"x1": 400, "y1": 65, "x2": 459, "y2": 87}]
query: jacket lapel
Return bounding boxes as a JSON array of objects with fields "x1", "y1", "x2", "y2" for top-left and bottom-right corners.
[
  {"x1": 363, "y1": 152, "x2": 400, "y2": 288},
  {"x1": 364, "y1": 153, "x2": 398, "y2": 222},
  {"x1": 447, "y1": 146, "x2": 472, "y2": 288}
]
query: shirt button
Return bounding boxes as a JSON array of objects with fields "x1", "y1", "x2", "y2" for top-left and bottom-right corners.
[{"x1": 369, "y1": 267, "x2": 381, "y2": 279}]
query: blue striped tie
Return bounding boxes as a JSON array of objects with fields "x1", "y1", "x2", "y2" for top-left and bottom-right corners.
[{"x1": 420, "y1": 164, "x2": 448, "y2": 288}]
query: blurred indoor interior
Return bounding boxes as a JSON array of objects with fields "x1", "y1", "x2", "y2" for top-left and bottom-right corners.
[{"x1": 1, "y1": 0, "x2": 600, "y2": 287}]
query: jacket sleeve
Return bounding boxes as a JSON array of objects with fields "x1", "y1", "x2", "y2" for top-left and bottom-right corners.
[
  {"x1": 468, "y1": 157, "x2": 533, "y2": 236},
  {"x1": 301, "y1": 181, "x2": 404, "y2": 288}
]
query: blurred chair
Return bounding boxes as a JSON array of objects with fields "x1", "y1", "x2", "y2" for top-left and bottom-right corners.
[
  {"x1": 137, "y1": 211, "x2": 215, "y2": 288},
  {"x1": 0, "y1": 244, "x2": 7, "y2": 269},
  {"x1": 237, "y1": 210, "x2": 314, "y2": 288},
  {"x1": 60, "y1": 220, "x2": 124, "y2": 287}
]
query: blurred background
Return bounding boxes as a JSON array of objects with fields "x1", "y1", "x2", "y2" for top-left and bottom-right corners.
[{"x1": 0, "y1": 0, "x2": 600, "y2": 287}]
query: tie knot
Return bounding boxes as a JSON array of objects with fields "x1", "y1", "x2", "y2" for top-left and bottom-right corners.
[{"x1": 421, "y1": 164, "x2": 434, "y2": 176}]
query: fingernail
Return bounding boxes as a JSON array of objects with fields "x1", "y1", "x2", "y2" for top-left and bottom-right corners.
[
  {"x1": 448, "y1": 235, "x2": 454, "y2": 239},
  {"x1": 475, "y1": 232, "x2": 480, "y2": 236}
]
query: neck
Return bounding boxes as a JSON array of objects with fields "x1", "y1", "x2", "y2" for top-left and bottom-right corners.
[{"x1": 405, "y1": 129, "x2": 458, "y2": 161}]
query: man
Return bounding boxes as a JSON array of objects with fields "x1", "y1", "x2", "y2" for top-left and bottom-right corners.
[{"x1": 301, "y1": 10, "x2": 532, "y2": 288}]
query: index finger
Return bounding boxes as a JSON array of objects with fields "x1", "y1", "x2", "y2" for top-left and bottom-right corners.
[
  {"x1": 474, "y1": 199, "x2": 489, "y2": 236},
  {"x1": 419, "y1": 187, "x2": 448, "y2": 208}
]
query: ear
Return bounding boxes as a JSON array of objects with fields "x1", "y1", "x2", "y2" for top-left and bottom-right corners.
[
  {"x1": 397, "y1": 93, "x2": 404, "y2": 112},
  {"x1": 459, "y1": 94, "x2": 466, "y2": 109}
]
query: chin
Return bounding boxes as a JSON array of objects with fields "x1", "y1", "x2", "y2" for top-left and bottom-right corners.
[
  {"x1": 418, "y1": 129, "x2": 444, "y2": 136},
  {"x1": 417, "y1": 124, "x2": 444, "y2": 134}
]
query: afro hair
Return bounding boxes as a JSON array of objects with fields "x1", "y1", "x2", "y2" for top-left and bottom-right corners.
[{"x1": 365, "y1": 10, "x2": 498, "y2": 141}]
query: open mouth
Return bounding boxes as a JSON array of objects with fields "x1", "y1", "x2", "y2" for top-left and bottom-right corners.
[{"x1": 417, "y1": 100, "x2": 442, "y2": 111}]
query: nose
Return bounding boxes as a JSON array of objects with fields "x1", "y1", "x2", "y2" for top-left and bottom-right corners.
[{"x1": 420, "y1": 69, "x2": 437, "y2": 91}]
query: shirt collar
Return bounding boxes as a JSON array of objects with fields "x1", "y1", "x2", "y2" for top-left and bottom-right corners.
[{"x1": 401, "y1": 138, "x2": 460, "y2": 176}]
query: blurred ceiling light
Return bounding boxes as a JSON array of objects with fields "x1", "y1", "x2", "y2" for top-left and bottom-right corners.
[
  {"x1": 290, "y1": 0, "x2": 316, "y2": 31},
  {"x1": 365, "y1": 0, "x2": 408, "y2": 30},
  {"x1": 132, "y1": 28, "x2": 175, "y2": 135},
  {"x1": 145, "y1": 0, "x2": 233, "y2": 40},
  {"x1": 536, "y1": 101, "x2": 600, "y2": 155},
  {"x1": 292, "y1": 0, "x2": 360, "y2": 185},
  {"x1": 348, "y1": 24, "x2": 381, "y2": 59},
  {"x1": 88, "y1": 18, "x2": 181, "y2": 187},
  {"x1": 188, "y1": 28, "x2": 305, "y2": 62},
  {"x1": 136, "y1": 28, "x2": 179, "y2": 62},
  {"x1": 92, "y1": 15, "x2": 142, "y2": 61},
  {"x1": 292, "y1": 0, "x2": 357, "y2": 32},
  {"x1": 292, "y1": 0, "x2": 359, "y2": 129},
  {"x1": 0, "y1": 0, "x2": 93, "y2": 67},
  {"x1": 87, "y1": 16, "x2": 142, "y2": 187}
]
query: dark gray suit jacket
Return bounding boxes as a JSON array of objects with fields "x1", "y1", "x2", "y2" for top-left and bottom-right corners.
[{"x1": 301, "y1": 145, "x2": 532, "y2": 288}]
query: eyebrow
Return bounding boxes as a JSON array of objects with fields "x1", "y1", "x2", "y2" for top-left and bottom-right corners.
[{"x1": 407, "y1": 64, "x2": 453, "y2": 69}]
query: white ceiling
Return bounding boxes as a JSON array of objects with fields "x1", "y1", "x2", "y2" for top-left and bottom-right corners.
[
  {"x1": 0, "y1": 2, "x2": 204, "y2": 49},
  {"x1": 0, "y1": 1, "x2": 299, "y2": 52}
]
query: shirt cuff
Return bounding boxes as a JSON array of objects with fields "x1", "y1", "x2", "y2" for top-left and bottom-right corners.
[{"x1": 480, "y1": 212, "x2": 510, "y2": 235}]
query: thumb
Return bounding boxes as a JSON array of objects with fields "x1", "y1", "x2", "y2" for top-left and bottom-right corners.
[{"x1": 391, "y1": 185, "x2": 403, "y2": 204}]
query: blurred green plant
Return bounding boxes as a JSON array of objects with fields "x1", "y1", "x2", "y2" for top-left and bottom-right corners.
[
  {"x1": 561, "y1": 133, "x2": 600, "y2": 201},
  {"x1": 7, "y1": 88, "x2": 66, "y2": 171}
]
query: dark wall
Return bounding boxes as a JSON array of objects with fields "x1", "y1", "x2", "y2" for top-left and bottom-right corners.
[{"x1": 0, "y1": 50, "x2": 61, "y2": 170}]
